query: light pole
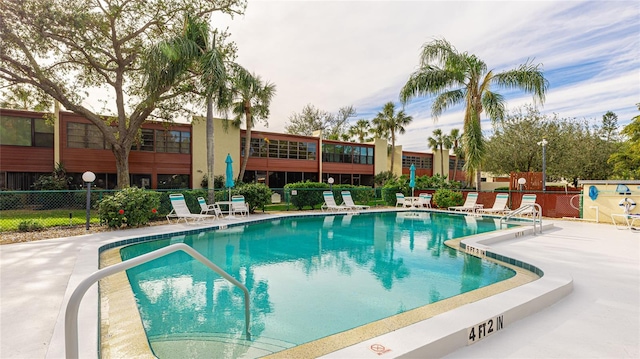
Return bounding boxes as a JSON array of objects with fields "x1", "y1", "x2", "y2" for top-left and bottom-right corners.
[
  {"x1": 537, "y1": 139, "x2": 548, "y2": 192},
  {"x1": 328, "y1": 177, "x2": 334, "y2": 192},
  {"x1": 82, "y1": 171, "x2": 96, "y2": 230}
]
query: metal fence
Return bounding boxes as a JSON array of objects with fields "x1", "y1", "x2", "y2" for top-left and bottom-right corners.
[{"x1": 0, "y1": 187, "x2": 580, "y2": 233}]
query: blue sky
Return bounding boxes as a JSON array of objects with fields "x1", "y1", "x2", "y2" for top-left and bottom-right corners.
[{"x1": 212, "y1": 0, "x2": 639, "y2": 152}]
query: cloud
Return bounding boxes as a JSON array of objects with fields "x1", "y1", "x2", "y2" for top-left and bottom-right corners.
[{"x1": 212, "y1": 0, "x2": 639, "y2": 150}]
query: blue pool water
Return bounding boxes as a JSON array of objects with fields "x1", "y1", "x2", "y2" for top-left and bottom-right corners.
[{"x1": 119, "y1": 211, "x2": 515, "y2": 357}]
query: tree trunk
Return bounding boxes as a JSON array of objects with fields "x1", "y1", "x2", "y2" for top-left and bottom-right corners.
[
  {"x1": 453, "y1": 156, "x2": 458, "y2": 182},
  {"x1": 390, "y1": 134, "x2": 395, "y2": 174},
  {"x1": 440, "y1": 147, "x2": 444, "y2": 177},
  {"x1": 476, "y1": 165, "x2": 482, "y2": 191},
  {"x1": 113, "y1": 145, "x2": 131, "y2": 188},
  {"x1": 238, "y1": 109, "x2": 252, "y2": 182},
  {"x1": 206, "y1": 96, "x2": 215, "y2": 203}
]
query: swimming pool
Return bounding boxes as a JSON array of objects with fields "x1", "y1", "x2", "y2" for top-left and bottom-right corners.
[{"x1": 118, "y1": 211, "x2": 515, "y2": 358}]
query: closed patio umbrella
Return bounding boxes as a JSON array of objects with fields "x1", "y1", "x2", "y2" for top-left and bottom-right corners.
[
  {"x1": 409, "y1": 164, "x2": 416, "y2": 197},
  {"x1": 225, "y1": 153, "x2": 235, "y2": 201}
]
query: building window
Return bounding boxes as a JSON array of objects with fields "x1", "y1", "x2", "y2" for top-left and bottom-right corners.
[
  {"x1": 157, "y1": 174, "x2": 190, "y2": 189},
  {"x1": 67, "y1": 122, "x2": 107, "y2": 149},
  {"x1": 156, "y1": 130, "x2": 190, "y2": 154},
  {"x1": 0, "y1": 116, "x2": 53, "y2": 147},
  {"x1": 402, "y1": 155, "x2": 432, "y2": 169},
  {"x1": 241, "y1": 137, "x2": 316, "y2": 160},
  {"x1": 133, "y1": 129, "x2": 155, "y2": 151},
  {"x1": 322, "y1": 144, "x2": 373, "y2": 164}
]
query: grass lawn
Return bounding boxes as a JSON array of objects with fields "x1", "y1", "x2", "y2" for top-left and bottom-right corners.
[{"x1": 0, "y1": 209, "x2": 101, "y2": 231}]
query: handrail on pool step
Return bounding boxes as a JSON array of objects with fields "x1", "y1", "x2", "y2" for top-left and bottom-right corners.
[{"x1": 64, "y1": 243, "x2": 251, "y2": 359}]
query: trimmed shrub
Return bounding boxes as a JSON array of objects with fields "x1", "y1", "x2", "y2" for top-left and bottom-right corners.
[
  {"x1": 232, "y1": 183, "x2": 272, "y2": 213},
  {"x1": 0, "y1": 192, "x2": 21, "y2": 210},
  {"x1": 98, "y1": 187, "x2": 161, "y2": 228},
  {"x1": 432, "y1": 189, "x2": 464, "y2": 209},
  {"x1": 285, "y1": 181, "x2": 329, "y2": 210},
  {"x1": 18, "y1": 219, "x2": 44, "y2": 232}
]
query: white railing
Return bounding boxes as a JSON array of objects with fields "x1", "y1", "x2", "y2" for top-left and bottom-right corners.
[
  {"x1": 64, "y1": 243, "x2": 251, "y2": 359},
  {"x1": 500, "y1": 204, "x2": 543, "y2": 234}
]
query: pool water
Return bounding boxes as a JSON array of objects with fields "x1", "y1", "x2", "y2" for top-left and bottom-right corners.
[{"x1": 120, "y1": 212, "x2": 515, "y2": 357}]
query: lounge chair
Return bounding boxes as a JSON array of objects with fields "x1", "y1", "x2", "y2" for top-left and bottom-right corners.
[
  {"x1": 231, "y1": 195, "x2": 249, "y2": 217},
  {"x1": 197, "y1": 197, "x2": 223, "y2": 218},
  {"x1": 611, "y1": 213, "x2": 640, "y2": 230},
  {"x1": 417, "y1": 193, "x2": 432, "y2": 208},
  {"x1": 509, "y1": 194, "x2": 537, "y2": 216},
  {"x1": 322, "y1": 191, "x2": 352, "y2": 212},
  {"x1": 341, "y1": 191, "x2": 370, "y2": 210},
  {"x1": 449, "y1": 192, "x2": 480, "y2": 212},
  {"x1": 477, "y1": 193, "x2": 509, "y2": 214},
  {"x1": 167, "y1": 194, "x2": 216, "y2": 224},
  {"x1": 395, "y1": 193, "x2": 412, "y2": 208}
]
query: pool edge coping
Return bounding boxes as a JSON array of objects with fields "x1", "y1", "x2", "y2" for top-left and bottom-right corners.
[{"x1": 44, "y1": 209, "x2": 571, "y2": 359}]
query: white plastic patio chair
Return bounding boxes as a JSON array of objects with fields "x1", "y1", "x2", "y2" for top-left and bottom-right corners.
[
  {"x1": 167, "y1": 194, "x2": 215, "y2": 224},
  {"x1": 341, "y1": 191, "x2": 370, "y2": 210},
  {"x1": 322, "y1": 191, "x2": 351, "y2": 212},
  {"x1": 449, "y1": 192, "x2": 480, "y2": 212},
  {"x1": 231, "y1": 195, "x2": 249, "y2": 217},
  {"x1": 477, "y1": 193, "x2": 510, "y2": 214},
  {"x1": 395, "y1": 193, "x2": 412, "y2": 208},
  {"x1": 197, "y1": 197, "x2": 223, "y2": 218},
  {"x1": 418, "y1": 193, "x2": 432, "y2": 208}
]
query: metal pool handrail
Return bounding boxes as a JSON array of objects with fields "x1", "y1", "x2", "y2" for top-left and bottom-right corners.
[
  {"x1": 64, "y1": 243, "x2": 251, "y2": 359},
  {"x1": 500, "y1": 203, "x2": 543, "y2": 234}
]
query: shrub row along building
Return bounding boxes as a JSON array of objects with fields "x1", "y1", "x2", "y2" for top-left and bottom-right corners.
[{"x1": 0, "y1": 108, "x2": 465, "y2": 190}]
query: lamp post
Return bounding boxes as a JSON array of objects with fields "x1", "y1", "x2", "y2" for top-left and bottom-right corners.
[
  {"x1": 517, "y1": 177, "x2": 526, "y2": 192},
  {"x1": 537, "y1": 139, "x2": 548, "y2": 192},
  {"x1": 328, "y1": 177, "x2": 334, "y2": 192},
  {"x1": 82, "y1": 171, "x2": 96, "y2": 230}
]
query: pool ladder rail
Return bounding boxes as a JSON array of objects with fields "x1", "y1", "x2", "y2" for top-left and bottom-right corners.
[
  {"x1": 64, "y1": 243, "x2": 251, "y2": 359},
  {"x1": 499, "y1": 203, "x2": 543, "y2": 234}
]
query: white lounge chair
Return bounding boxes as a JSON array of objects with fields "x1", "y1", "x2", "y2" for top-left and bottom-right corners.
[
  {"x1": 611, "y1": 213, "x2": 640, "y2": 230},
  {"x1": 231, "y1": 195, "x2": 249, "y2": 217},
  {"x1": 510, "y1": 194, "x2": 537, "y2": 216},
  {"x1": 197, "y1": 197, "x2": 223, "y2": 218},
  {"x1": 167, "y1": 194, "x2": 215, "y2": 224},
  {"x1": 449, "y1": 192, "x2": 480, "y2": 212},
  {"x1": 322, "y1": 191, "x2": 352, "y2": 212},
  {"x1": 341, "y1": 191, "x2": 370, "y2": 210},
  {"x1": 418, "y1": 193, "x2": 432, "y2": 208},
  {"x1": 395, "y1": 193, "x2": 412, "y2": 208},
  {"x1": 477, "y1": 193, "x2": 509, "y2": 214}
]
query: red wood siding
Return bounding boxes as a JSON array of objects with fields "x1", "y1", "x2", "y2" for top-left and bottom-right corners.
[{"x1": 0, "y1": 146, "x2": 54, "y2": 172}]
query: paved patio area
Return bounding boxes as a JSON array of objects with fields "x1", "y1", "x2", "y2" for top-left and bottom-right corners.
[{"x1": 0, "y1": 214, "x2": 638, "y2": 358}]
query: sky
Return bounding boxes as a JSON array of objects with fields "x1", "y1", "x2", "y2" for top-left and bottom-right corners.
[{"x1": 208, "y1": 0, "x2": 639, "y2": 152}]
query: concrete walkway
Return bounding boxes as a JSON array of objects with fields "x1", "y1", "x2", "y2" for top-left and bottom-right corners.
[{"x1": 0, "y1": 216, "x2": 638, "y2": 358}]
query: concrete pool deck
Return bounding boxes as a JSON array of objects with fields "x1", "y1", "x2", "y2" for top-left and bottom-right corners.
[{"x1": 0, "y1": 212, "x2": 638, "y2": 358}]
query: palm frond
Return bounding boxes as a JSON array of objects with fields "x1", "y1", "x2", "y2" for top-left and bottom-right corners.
[
  {"x1": 492, "y1": 60, "x2": 549, "y2": 104},
  {"x1": 481, "y1": 90, "x2": 506, "y2": 122},
  {"x1": 431, "y1": 89, "x2": 465, "y2": 118}
]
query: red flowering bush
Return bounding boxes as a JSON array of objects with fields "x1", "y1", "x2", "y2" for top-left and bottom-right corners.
[{"x1": 98, "y1": 187, "x2": 161, "y2": 228}]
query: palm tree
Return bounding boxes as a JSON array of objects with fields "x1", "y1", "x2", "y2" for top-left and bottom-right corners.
[
  {"x1": 146, "y1": 13, "x2": 228, "y2": 202},
  {"x1": 372, "y1": 102, "x2": 413, "y2": 173},
  {"x1": 427, "y1": 129, "x2": 447, "y2": 176},
  {"x1": 447, "y1": 128, "x2": 463, "y2": 181},
  {"x1": 400, "y1": 38, "x2": 548, "y2": 189},
  {"x1": 348, "y1": 119, "x2": 372, "y2": 143},
  {"x1": 230, "y1": 66, "x2": 276, "y2": 181}
]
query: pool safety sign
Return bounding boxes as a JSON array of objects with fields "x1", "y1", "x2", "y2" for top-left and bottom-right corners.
[{"x1": 467, "y1": 314, "x2": 504, "y2": 345}]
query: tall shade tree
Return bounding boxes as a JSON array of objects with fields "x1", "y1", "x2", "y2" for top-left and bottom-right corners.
[
  {"x1": 447, "y1": 128, "x2": 463, "y2": 181},
  {"x1": 400, "y1": 38, "x2": 548, "y2": 190},
  {"x1": 348, "y1": 119, "x2": 372, "y2": 143},
  {"x1": 608, "y1": 104, "x2": 640, "y2": 179},
  {"x1": 284, "y1": 104, "x2": 355, "y2": 139},
  {"x1": 372, "y1": 102, "x2": 413, "y2": 173},
  {"x1": 427, "y1": 128, "x2": 447, "y2": 176},
  {"x1": 230, "y1": 66, "x2": 276, "y2": 181},
  {"x1": 0, "y1": 0, "x2": 245, "y2": 188},
  {"x1": 146, "y1": 13, "x2": 231, "y2": 202}
]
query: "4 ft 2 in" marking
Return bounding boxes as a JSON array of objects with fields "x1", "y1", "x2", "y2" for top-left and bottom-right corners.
[{"x1": 467, "y1": 314, "x2": 504, "y2": 344}]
